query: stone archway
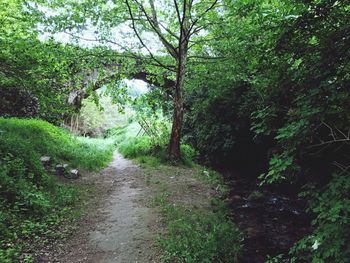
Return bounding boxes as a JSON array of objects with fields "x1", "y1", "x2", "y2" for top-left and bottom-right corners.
[
  {"x1": 67, "y1": 63, "x2": 175, "y2": 111},
  {"x1": 65, "y1": 60, "x2": 175, "y2": 134}
]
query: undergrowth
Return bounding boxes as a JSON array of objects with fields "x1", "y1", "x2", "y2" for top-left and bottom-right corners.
[
  {"x1": 122, "y1": 137, "x2": 196, "y2": 167},
  {"x1": 108, "y1": 123, "x2": 196, "y2": 167},
  {"x1": 0, "y1": 118, "x2": 114, "y2": 262},
  {"x1": 152, "y1": 178, "x2": 242, "y2": 263},
  {"x1": 158, "y1": 205, "x2": 243, "y2": 263},
  {"x1": 141, "y1": 165, "x2": 242, "y2": 262}
]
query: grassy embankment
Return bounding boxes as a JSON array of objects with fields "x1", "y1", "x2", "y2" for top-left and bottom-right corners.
[
  {"x1": 0, "y1": 118, "x2": 114, "y2": 262},
  {"x1": 108, "y1": 122, "x2": 243, "y2": 262}
]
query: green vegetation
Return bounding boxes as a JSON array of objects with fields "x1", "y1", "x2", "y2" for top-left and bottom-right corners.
[
  {"x1": 108, "y1": 108, "x2": 196, "y2": 167},
  {"x1": 1, "y1": 0, "x2": 349, "y2": 261},
  {"x1": 290, "y1": 174, "x2": 350, "y2": 262},
  {"x1": 158, "y1": 202, "x2": 242, "y2": 263},
  {"x1": 181, "y1": 1, "x2": 350, "y2": 261},
  {"x1": 116, "y1": 130, "x2": 196, "y2": 168},
  {"x1": 112, "y1": 117, "x2": 241, "y2": 262},
  {"x1": 0, "y1": 118, "x2": 114, "y2": 262},
  {"x1": 142, "y1": 165, "x2": 242, "y2": 263},
  {"x1": 73, "y1": 96, "x2": 135, "y2": 136},
  {"x1": 0, "y1": 118, "x2": 114, "y2": 170}
]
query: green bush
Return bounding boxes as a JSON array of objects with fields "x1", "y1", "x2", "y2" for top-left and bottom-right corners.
[
  {"x1": 180, "y1": 144, "x2": 197, "y2": 167},
  {"x1": 119, "y1": 136, "x2": 155, "y2": 158},
  {"x1": 290, "y1": 174, "x2": 350, "y2": 263},
  {"x1": 118, "y1": 135, "x2": 197, "y2": 167},
  {"x1": 0, "y1": 117, "x2": 114, "y2": 261}
]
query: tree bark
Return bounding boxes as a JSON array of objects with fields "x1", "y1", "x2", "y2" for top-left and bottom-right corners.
[{"x1": 168, "y1": 47, "x2": 187, "y2": 160}]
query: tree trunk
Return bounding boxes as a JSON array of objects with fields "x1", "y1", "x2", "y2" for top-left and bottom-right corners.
[{"x1": 168, "y1": 50, "x2": 187, "y2": 160}]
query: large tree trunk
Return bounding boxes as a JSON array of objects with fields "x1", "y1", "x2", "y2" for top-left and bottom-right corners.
[{"x1": 168, "y1": 50, "x2": 187, "y2": 160}]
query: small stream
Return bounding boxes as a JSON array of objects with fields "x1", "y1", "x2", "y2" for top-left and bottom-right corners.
[{"x1": 225, "y1": 174, "x2": 312, "y2": 262}]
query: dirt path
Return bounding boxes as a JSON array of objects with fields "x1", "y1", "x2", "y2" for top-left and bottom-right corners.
[{"x1": 50, "y1": 152, "x2": 160, "y2": 263}]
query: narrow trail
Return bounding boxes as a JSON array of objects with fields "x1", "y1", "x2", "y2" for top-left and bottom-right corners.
[{"x1": 53, "y1": 152, "x2": 160, "y2": 263}]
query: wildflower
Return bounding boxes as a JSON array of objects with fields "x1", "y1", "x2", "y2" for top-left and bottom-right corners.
[{"x1": 312, "y1": 240, "x2": 320, "y2": 250}]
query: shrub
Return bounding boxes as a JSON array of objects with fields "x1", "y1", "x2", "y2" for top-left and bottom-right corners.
[
  {"x1": 180, "y1": 144, "x2": 197, "y2": 167},
  {"x1": 118, "y1": 135, "x2": 197, "y2": 167},
  {"x1": 290, "y1": 174, "x2": 350, "y2": 263},
  {"x1": 119, "y1": 136, "x2": 155, "y2": 158}
]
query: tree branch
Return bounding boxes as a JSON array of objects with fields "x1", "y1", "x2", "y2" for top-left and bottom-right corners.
[
  {"x1": 125, "y1": 0, "x2": 176, "y2": 71},
  {"x1": 133, "y1": 0, "x2": 178, "y2": 58},
  {"x1": 188, "y1": 0, "x2": 219, "y2": 36},
  {"x1": 173, "y1": 0, "x2": 182, "y2": 25},
  {"x1": 308, "y1": 122, "x2": 350, "y2": 149},
  {"x1": 187, "y1": 55, "x2": 226, "y2": 60},
  {"x1": 158, "y1": 22, "x2": 180, "y2": 40}
]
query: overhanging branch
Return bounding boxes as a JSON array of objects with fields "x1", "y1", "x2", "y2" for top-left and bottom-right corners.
[{"x1": 125, "y1": 0, "x2": 176, "y2": 71}]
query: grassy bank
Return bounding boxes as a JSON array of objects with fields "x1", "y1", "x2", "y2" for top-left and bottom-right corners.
[{"x1": 0, "y1": 118, "x2": 114, "y2": 262}]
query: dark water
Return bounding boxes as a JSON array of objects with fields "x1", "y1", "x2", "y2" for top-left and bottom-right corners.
[{"x1": 225, "y1": 174, "x2": 312, "y2": 262}]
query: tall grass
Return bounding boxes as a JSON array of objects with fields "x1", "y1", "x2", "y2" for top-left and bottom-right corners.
[{"x1": 0, "y1": 118, "x2": 114, "y2": 172}]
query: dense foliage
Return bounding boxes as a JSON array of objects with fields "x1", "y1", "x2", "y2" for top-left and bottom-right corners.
[
  {"x1": 0, "y1": 0, "x2": 128, "y2": 123},
  {"x1": 1, "y1": 0, "x2": 67, "y2": 122},
  {"x1": 182, "y1": 0, "x2": 350, "y2": 261}
]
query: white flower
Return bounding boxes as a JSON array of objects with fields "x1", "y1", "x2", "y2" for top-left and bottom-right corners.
[{"x1": 312, "y1": 240, "x2": 320, "y2": 250}]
